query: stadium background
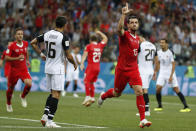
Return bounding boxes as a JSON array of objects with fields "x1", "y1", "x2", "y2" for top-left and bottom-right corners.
[{"x1": 0, "y1": 0, "x2": 196, "y2": 96}]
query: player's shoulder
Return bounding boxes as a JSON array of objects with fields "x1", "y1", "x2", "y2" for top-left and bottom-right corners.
[
  {"x1": 22, "y1": 40, "x2": 28, "y2": 45},
  {"x1": 168, "y1": 48, "x2": 175, "y2": 55}
]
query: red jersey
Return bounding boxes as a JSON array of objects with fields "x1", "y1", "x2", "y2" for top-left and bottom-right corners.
[
  {"x1": 85, "y1": 41, "x2": 106, "y2": 69},
  {"x1": 117, "y1": 31, "x2": 140, "y2": 71},
  {"x1": 5, "y1": 41, "x2": 29, "y2": 72},
  {"x1": 1, "y1": 50, "x2": 10, "y2": 69}
]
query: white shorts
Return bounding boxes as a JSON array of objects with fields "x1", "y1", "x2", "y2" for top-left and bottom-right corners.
[
  {"x1": 156, "y1": 73, "x2": 178, "y2": 87},
  {"x1": 65, "y1": 71, "x2": 79, "y2": 81},
  {"x1": 46, "y1": 74, "x2": 65, "y2": 91},
  {"x1": 140, "y1": 73, "x2": 153, "y2": 89}
]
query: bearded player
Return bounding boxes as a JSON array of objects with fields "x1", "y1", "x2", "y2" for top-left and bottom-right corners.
[
  {"x1": 5, "y1": 28, "x2": 32, "y2": 112},
  {"x1": 97, "y1": 3, "x2": 152, "y2": 128}
]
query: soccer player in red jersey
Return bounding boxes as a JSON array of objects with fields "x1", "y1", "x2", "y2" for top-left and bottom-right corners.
[
  {"x1": 0, "y1": 42, "x2": 12, "y2": 79},
  {"x1": 80, "y1": 30, "x2": 108, "y2": 107},
  {"x1": 97, "y1": 3, "x2": 152, "y2": 128},
  {"x1": 5, "y1": 28, "x2": 32, "y2": 112}
]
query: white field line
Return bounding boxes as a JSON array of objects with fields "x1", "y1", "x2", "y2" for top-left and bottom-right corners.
[
  {"x1": 65, "y1": 95, "x2": 196, "y2": 107},
  {"x1": 0, "y1": 116, "x2": 107, "y2": 129}
]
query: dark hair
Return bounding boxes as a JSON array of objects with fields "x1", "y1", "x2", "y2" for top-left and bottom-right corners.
[
  {"x1": 15, "y1": 27, "x2": 23, "y2": 34},
  {"x1": 90, "y1": 35, "x2": 98, "y2": 42},
  {"x1": 160, "y1": 39, "x2": 168, "y2": 43},
  {"x1": 56, "y1": 16, "x2": 67, "y2": 28},
  {"x1": 127, "y1": 15, "x2": 139, "y2": 23}
]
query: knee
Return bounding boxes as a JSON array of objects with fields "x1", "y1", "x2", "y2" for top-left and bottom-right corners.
[
  {"x1": 156, "y1": 87, "x2": 162, "y2": 93},
  {"x1": 135, "y1": 89, "x2": 143, "y2": 96},
  {"x1": 173, "y1": 87, "x2": 180, "y2": 93},
  {"x1": 52, "y1": 91, "x2": 61, "y2": 99},
  {"x1": 113, "y1": 91, "x2": 121, "y2": 97},
  {"x1": 25, "y1": 80, "x2": 32, "y2": 87}
]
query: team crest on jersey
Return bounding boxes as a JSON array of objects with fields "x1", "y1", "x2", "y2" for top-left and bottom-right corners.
[
  {"x1": 15, "y1": 49, "x2": 19, "y2": 52},
  {"x1": 6, "y1": 49, "x2": 9, "y2": 53},
  {"x1": 20, "y1": 49, "x2": 23, "y2": 51}
]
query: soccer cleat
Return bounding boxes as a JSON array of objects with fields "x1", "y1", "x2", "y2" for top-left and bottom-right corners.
[
  {"x1": 82, "y1": 96, "x2": 91, "y2": 107},
  {"x1": 61, "y1": 91, "x2": 66, "y2": 97},
  {"x1": 154, "y1": 107, "x2": 163, "y2": 111},
  {"x1": 20, "y1": 95, "x2": 27, "y2": 108},
  {"x1": 91, "y1": 97, "x2": 95, "y2": 103},
  {"x1": 136, "y1": 111, "x2": 150, "y2": 116},
  {"x1": 46, "y1": 120, "x2": 61, "y2": 128},
  {"x1": 97, "y1": 92, "x2": 105, "y2": 107},
  {"x1": 41, "y1": 114, "x2": 48, "y2": 127},
  {"x1": 73, "y1": 93, "x2": 79, "y2": 98},
  {"x1": 180, "y1": 108, "x2": 191, "y2": 112},
  {"x1": 139, "y1": 119, "x2": 152, "y2": 128},
  {"x1": 6, "y1": 104, "x2": 13, "y2": 112}
]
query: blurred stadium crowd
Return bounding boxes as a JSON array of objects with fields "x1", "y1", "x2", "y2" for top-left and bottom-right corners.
[{"x1": 0, "y1": 0, "x2": 196, "y2": 65}]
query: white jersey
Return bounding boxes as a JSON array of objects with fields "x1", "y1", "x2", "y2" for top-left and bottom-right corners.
[
  {"x1": 37, "y1": 30, "x2": 70, "y2": 74},
  {"x1": 157, "y1": 49, "x2": 175, "y2": 76},
  {"x1": 138, "y1": 41, "x2": 157, "y2": 74},
  {"x1": 66, "y1": 52, "x2": 81, "y2": 73}
]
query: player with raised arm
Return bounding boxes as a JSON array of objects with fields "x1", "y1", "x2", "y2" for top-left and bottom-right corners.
[
  {"x1": 80, "y1": 30, "x2": 108, "y2": 107},
  {"x1": 5, "y1": 28, "x2": 32, "y2": 112},
  {"x1": 136, "y1": 40, "x2": 158, "y2": 116},
  {"x1": 97, "y1": 3, "x2": 152, "y2": 128},
  {"x1": 153, "y1": 39, "x2": 191, "y2": 112},
  {"x1": 31, "y1": 16, "x2": 77, "y2": 128}
]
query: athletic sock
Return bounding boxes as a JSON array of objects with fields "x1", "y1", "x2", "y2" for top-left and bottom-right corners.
[
  {"x1": 85, "y1": 82, "x2": 90, "y2": 96},
  {"x1": 21, "y1": 85, "x2": 31, "y2": 98},
  {"x1": 156, "y1": 93, "x2": 162, "y2": 108},
  {"x1": 73, "y1": 83, "x2": 77, "y2": 92},
  {"x1": 44, "y1": 94, "x2": 52, "y2": 115},
  {"x1": 90, "y1": 84, "x2": 95, "y2": 97},
  {"x1": 6, "y1": 88, "x2": 13, "y2": 105},
  {"x1": 48, "y1": 97, "x2": 59, "y2": 120},
  {"x1": 143, "y1": 93, "x2": 149, "y2": 112},
  {"x1": 101, "y1": 88, "x2": 115, "y2": 100},
  {"x1": 177, "y1": 92, "x2": 188, "y2": 108},
  {"x1": 64, "y1": 82, "x2": 69, "y2": 90},
  {"x1": 136, "y1": 95, "x2": 145, "y2": 121}
]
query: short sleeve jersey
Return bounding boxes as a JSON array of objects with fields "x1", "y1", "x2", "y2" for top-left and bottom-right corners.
[
  {"x1": 37, "y1": 30, "x2": 69, "y2": 74},
  {"x1": 157, "y1": 49, "x2": 175, "y2": 76},
  {"x1": 84, "y1": 41, "x2": 106, "y2": 69},
  {"x1": 1, "y1": 50, "x2": 11, "y2": 70},
  {"x1": 117, "y1": 31, "x2": 140, "y2": 71},
  {"x1": 5, "y1": 41, "x2": 28, "y2": 71},
  {"x1": 138, "y1": 41, "x2": 157, "y2": 74}
]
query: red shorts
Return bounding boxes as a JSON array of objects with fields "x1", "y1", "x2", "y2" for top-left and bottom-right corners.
[
  {"x1": 84, "y1": 67, "x2": 100, "y2": 83},
  {"x1": 114, "y1": 67, "x2": 142, "y2": 94},
  {"x1": 8, "y1": 70, "x2": 32, "y2": 87}
]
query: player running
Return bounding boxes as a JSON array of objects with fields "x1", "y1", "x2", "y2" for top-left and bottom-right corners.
[
  {"x1": 31, "y1": 16, "x2": 77, "y2": 128},
  {"x1": 153, "y1": 39, "x2": 191, "y2": 112},
  {"x1": 5, "y1": 28, "x2": 32, "y2": 112},
  {"x1": 136, "y1": 40, "x2": 157, "y2": 116},
  {"x1": 80, "y1": 30, "x2": 108, "y2": 107},
  {"x1": 62, "y1": 45, "x2": 81, "y2": 97},
  {"x1": 97, "y1": 3, "x2": 152, "y2": 128}
]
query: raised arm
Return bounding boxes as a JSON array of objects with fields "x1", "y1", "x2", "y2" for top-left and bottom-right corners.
[
  {"x1": 95, "y1": 30, "x2": 108, "y2": 44},
  {"x1": 117, "y1": 3, "x2": 133, "y2": 36}
]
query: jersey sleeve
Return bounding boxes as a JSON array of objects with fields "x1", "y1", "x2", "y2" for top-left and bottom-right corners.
[
  {"x1": 84, "y1": 45, "x2": 90, "y2": 52},
  {"x1": 1, "y1": 51, "x2": 5, "y2": 60},
  {"x1": 77, "y1": 54, "x2": 82, "y2": 62},
  {"x1": 62, "y1": 35, "x2": 69, "y2": 51},
  {"x1": 155, "y1": 47, "x2": 158, "y2": 56},
  {"x1": 5, "y1": 45, "x2": 13, "y2": 57},
  {"x1": 170, "y1": 50, "x2": 175, "y2": 62},
  {"x1": 36, "y1": 34, "x2": 44, "y2": 43}
]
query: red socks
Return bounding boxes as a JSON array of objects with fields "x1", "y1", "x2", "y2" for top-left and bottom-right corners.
[
  {"x1": 90, "y1": 84, "x2": 95, "y2": 97},
  {"x1": 6, "y1": 88, "x2": 13, "y2": 105},
  {"x1": 101, "y1": 88, "x2": 115, "y2": 100},
  {"x1": 136, "y1": 95, "x2": 145, "y2": 121},
  {"x1": 85, "y1": 82, "x2": 90, "y2": 96},
  {"x1": 21, "y1": 85, "x2": 31, "y2": 98}
]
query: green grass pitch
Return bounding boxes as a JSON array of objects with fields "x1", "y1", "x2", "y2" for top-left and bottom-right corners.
[{"x1": 0, "y1": 91, "x2": 195, "y2": 131}]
